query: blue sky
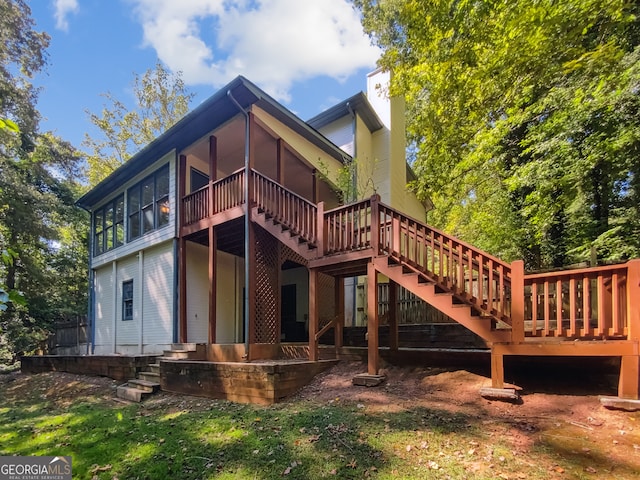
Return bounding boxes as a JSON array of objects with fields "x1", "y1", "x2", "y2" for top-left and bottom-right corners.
[{"x1": 29, "y1": 0, "x2": 381, "y2": 149}]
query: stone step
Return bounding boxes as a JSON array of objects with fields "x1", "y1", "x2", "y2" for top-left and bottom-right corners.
[
  {"x1": 171, "y1": 343, "x2": 199, "y2": 351},
  {"x1": 148, "y1": 363, "x2": 160, "y2": 374},
  {"x1": 128, "y1": 378, "x2": 160, "y2": 393},
  {"x1": 116, "y1": 385, "x2": 152, "y2": 403},
  {"x1": 138, "y1": 371, "x2": 160, "y2": 382}
]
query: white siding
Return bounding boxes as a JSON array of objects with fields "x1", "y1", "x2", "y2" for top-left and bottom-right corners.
[
  {"x1": 317, "y1": 116, "x2": 354, "y2": 156},
  {"x1": 142, "y1": 242, "x2": 174, "y2": 352},
  {"x1": 186, "y1": 242, "x2": 209, "y2": 343},
  {"x1": 216, "y1": 251, "x2": 242, "y2": 343},
  {"x1": 94, "y1": 265, "x2": 114, "y2": 354},
  {"x1": 116, "y1": 254, "x2": 139, "y2": 352}
]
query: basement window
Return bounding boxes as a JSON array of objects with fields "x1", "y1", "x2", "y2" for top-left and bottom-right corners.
[{"x1": 122, "y1": 280, "x2": 134, "y2": 321}]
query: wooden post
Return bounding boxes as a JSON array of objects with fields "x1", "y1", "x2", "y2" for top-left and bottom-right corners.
[
  {"x1": 619, "y1": 259, "x2": 640, "y2": 399},
  {"x1": 317, "y1": 201, "x2": 325, "y2": 256},
  {"x1": 370, "y1": 194, "x2": 380, "y2": 255},
  {"x1": 619, "y1": 356, "x2": 640, "y2": 399},
  {"x1": 388, "y1": 279, "x2": 399, "y2": 353},
  {"x1": 335, "y1": 277, "x2": 344, "y2": 350},
  {"x1": 178, "y1": 237, "x2": 187, "y2": 343},
  {"x1": 367, "y1": 262, "x2": 379, "y2": 375},
  {"x1": 209, "y1": 135, "x2": 217, "y2": 215},
  {"x1": 208, "y1": 225, "x2": 217, "y2": 344},
  {"x1": 309, "y1": 268, "x2": 319, "y2": 361},
  {"x1": 178, "y1": 154, "x2": 186, "y2": 228},
  {"x1": 510, "y1": 260, "x2": 525, "y2": 342},
  {"x1": 276, "y1": 139, "x2": 284, "y2": 184},
  {"x1": 491, "y1": 350, "x2": 505, "y2": 389},
  {"x1": 312, "y1": 169, "x2": 318, "y2": 204}
]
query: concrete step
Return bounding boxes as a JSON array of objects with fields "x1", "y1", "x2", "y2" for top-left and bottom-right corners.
[
  {"x1": 171, "y1": 343, "x2": 200, "y2": 351},
  {"x1": 128, "y1": 378, "x2": 160, "y2": 393},
  {"x1": 163, "y1": 350, "x2": 191, "y2": 359},
  {"x1": 138, "y1": 371, "x2": 160, "y2": 382},
  {"x1": 148, "y1": 363, "x2": 160, "y2": 374},
  {"x1": 116, "y1": 385, "x2": 152, "y2": 402}
]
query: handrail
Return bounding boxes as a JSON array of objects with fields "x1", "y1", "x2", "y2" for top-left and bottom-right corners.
[
  {"x1": 377, "y1": 202, "x2": 512, "y2": 322},
  {"x1": 251, "y1": 169, "x2": 318, "y2": 245},
  {"x1": 323, "y1": 197, "x2": 374, "y2": 255},
  {"x1": 523, "y1": 262, "x2": 629, "y2": 339}
]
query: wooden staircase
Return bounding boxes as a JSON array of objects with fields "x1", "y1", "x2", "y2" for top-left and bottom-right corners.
[{"x1": 181, "y1": 169, "x2": 640, "y2": 402}]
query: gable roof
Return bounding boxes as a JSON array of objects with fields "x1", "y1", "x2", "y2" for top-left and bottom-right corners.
[
  {"x1": 77, "y1": 76, "x2": 351, "y2": 210},
  {"x1": 307, "y1": 91, "x2": 384, "y2": 133}
]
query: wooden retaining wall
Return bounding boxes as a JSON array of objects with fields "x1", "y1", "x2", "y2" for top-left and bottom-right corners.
[
  {"x1": 20, "y1": 355, "x2": 159, "y2": 381},
  {"x1": 161, "y1": 359, "x2": 338, "y2": 404}
]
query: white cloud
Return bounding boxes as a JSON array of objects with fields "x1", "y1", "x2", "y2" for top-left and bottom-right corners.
[
  {"x1": 129, "y1": 0, "x2": 380, "y2": 102},
  {"x1": 53, "y1": 0, "x2": 79, "y2": 31}
]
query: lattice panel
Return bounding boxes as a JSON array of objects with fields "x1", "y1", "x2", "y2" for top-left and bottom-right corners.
[
  {"x1": 254, "y1": 226, "x2": 279, "y2": 344},
  {"x1": 280, "y1": 243, "x2": 308, "y2": 268},
  {"x1": 318, "y1": 272, "x2": 336, "y2": 329}
]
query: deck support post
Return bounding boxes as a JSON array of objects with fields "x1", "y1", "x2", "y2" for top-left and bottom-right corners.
[
  {"x1": 367, "y1": 262, "x2": 379, "y2": 375},
  {"x1": 619, "y1": 259, "x2": 640, "y2": 399},
  {"x1": 491, "y1": 350, "x2": 505, "y2": 389},
  {"x1": 309, "y1": 268, "x2": 319, "y2": 361},
  {"x1": 619, "y1": 355, "x2": 640, "y2": 400},
  {"x1": 208, "y1": 225, "x2": 217, "y2": 344},
  {"x1": 335, "y1": 277, "x2": 344, "y2": 350},
  {"x1": 388, "y1": 279, "x2": 399, "y2": 354},
  {"x1": 510, "y1": 260, "x2": 525, "y2": 343}
]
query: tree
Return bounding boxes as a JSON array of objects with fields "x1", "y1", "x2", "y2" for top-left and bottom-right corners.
[
  {"x1": 355, "y1": 0, "x2": 640, "y2": 269},
  {"x1": 84, "y1": 61, "x2": 195, "y2": 186}
]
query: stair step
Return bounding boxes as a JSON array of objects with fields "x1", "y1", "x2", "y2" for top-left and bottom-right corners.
[
  {"x1": 129, "y1": 378, "x2": 160, "y2": 393},
  {"x1": 116, "y1": 385, "x2": 152, "y2": 403},
  {"x1": 138, "y1": 371, "x2": 160, "y2": 382},
  {"x1": 148, "y1": 363, "x2": 160, "y2": 374},
  {"x1": 163, "y1": 350, "x2": 191, "y2": 359},
  {"x1": 171, "y1": 343, "x2": 199, "y2": 351}
]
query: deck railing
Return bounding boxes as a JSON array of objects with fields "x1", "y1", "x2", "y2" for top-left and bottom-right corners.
[
  {"x1": 323, "y1": 198, "x2": 374, "y2": 255},
  {"x1": 181, "y1": 169, "x2": 246, "y2": 226},
  {"x1": 252, "y1": 170, "x2": 318, "y2": 245},
  {"x1": 182, "y1": 185, "x2": 210, "y2": 226},
  {"x1": 524, "y1": 264, "x2": 629, "y2": 339},
  {"x1": 378, "y1": 204, "x2": 513, "y2": 323},
  {"x1": 212, "y1": 169, "x2": 245, "y2": 215}
]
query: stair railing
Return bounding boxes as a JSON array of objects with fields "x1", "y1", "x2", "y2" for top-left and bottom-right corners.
[
  {"x1": 322, "y1": 197, "x2": 375, "y2": 255},
  {"x1": 377, "y1": 203, "x2": 513, "y2": 324},
  {"x1": 251, "y1": 169, "x2": 318, "y2": 245}
]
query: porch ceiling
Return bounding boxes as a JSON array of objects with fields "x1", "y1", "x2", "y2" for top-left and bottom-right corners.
[{"x1": 187, "y1": 217, "x2": 246, "y2": 258}]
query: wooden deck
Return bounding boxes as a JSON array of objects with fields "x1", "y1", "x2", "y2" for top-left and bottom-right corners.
[{"x1": 178, "y1": 167, "x2": 640, "y2": 401}]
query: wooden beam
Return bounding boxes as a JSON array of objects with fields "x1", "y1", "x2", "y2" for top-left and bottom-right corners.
[
  {"x1": 178, "y1": 154, "x2": 187, "y2": 228},
  {"x1": 510, "y1": 260, "x2": 525, "y2": 342},
  {"x1": 208, "y1": 226, "x2": 217, "y2": 344},
  {"x1": 309, "y1": 268, "x2": 319, "y2": 361},
  {"x1": 178, "y1": 237, "x2": 187, "y2": 343},
  {"x1": 335, "y1": 277, "x2": 344, "y2": 349},
  {"x1": 388, "y1": 279, "x2": 399, "y2": 352},
  {"x1": 490, "y1": 350, "x2": 505, "y2": 389},
  {"x1": 367, "y1": 261, "x2": 379, "y2": 375},
  {"x1": 209, "y1": 135, "x2": 217, "y2": 181},
  {"x1": 619, "y1": 355, "x2": 640, "y2": 400}
]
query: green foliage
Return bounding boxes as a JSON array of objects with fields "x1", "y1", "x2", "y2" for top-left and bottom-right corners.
[
  {"x1": 83, "y1": 61, "x2": 195, "y2": 186},
  {"x1": 356, "y1": 0, "x2": 640, "y2": 269}
]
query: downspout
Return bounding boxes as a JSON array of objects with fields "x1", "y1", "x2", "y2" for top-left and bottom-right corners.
[
  {"x1": 346, "y1": 102, "x2": 358, "y2": 326},
  {"x1": 227, "y1": 89, "x2": 251, "y2": 359}
]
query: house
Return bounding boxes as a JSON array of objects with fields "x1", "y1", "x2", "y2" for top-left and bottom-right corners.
[{"x1": 71, "y1": 70, "x2": 640, "y2": 406}]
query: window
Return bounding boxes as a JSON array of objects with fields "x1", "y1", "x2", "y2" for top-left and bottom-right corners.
[
  {"x1": 122, "y1": 280, "x2": 134, "y2": 321},
  {"x1": 93, "y1": 195, "x2": 124, "y2": 256},
  {"x1": 128, "y1": 164, "x2": 170, "y2": 241},
  {"x1": 190, "y1": 167, "x2": 209, "y2": 191}
]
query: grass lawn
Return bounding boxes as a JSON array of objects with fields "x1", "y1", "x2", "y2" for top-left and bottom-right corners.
[{"x1": 1, "y1": 370, "x2": 639, "y2": 479}]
